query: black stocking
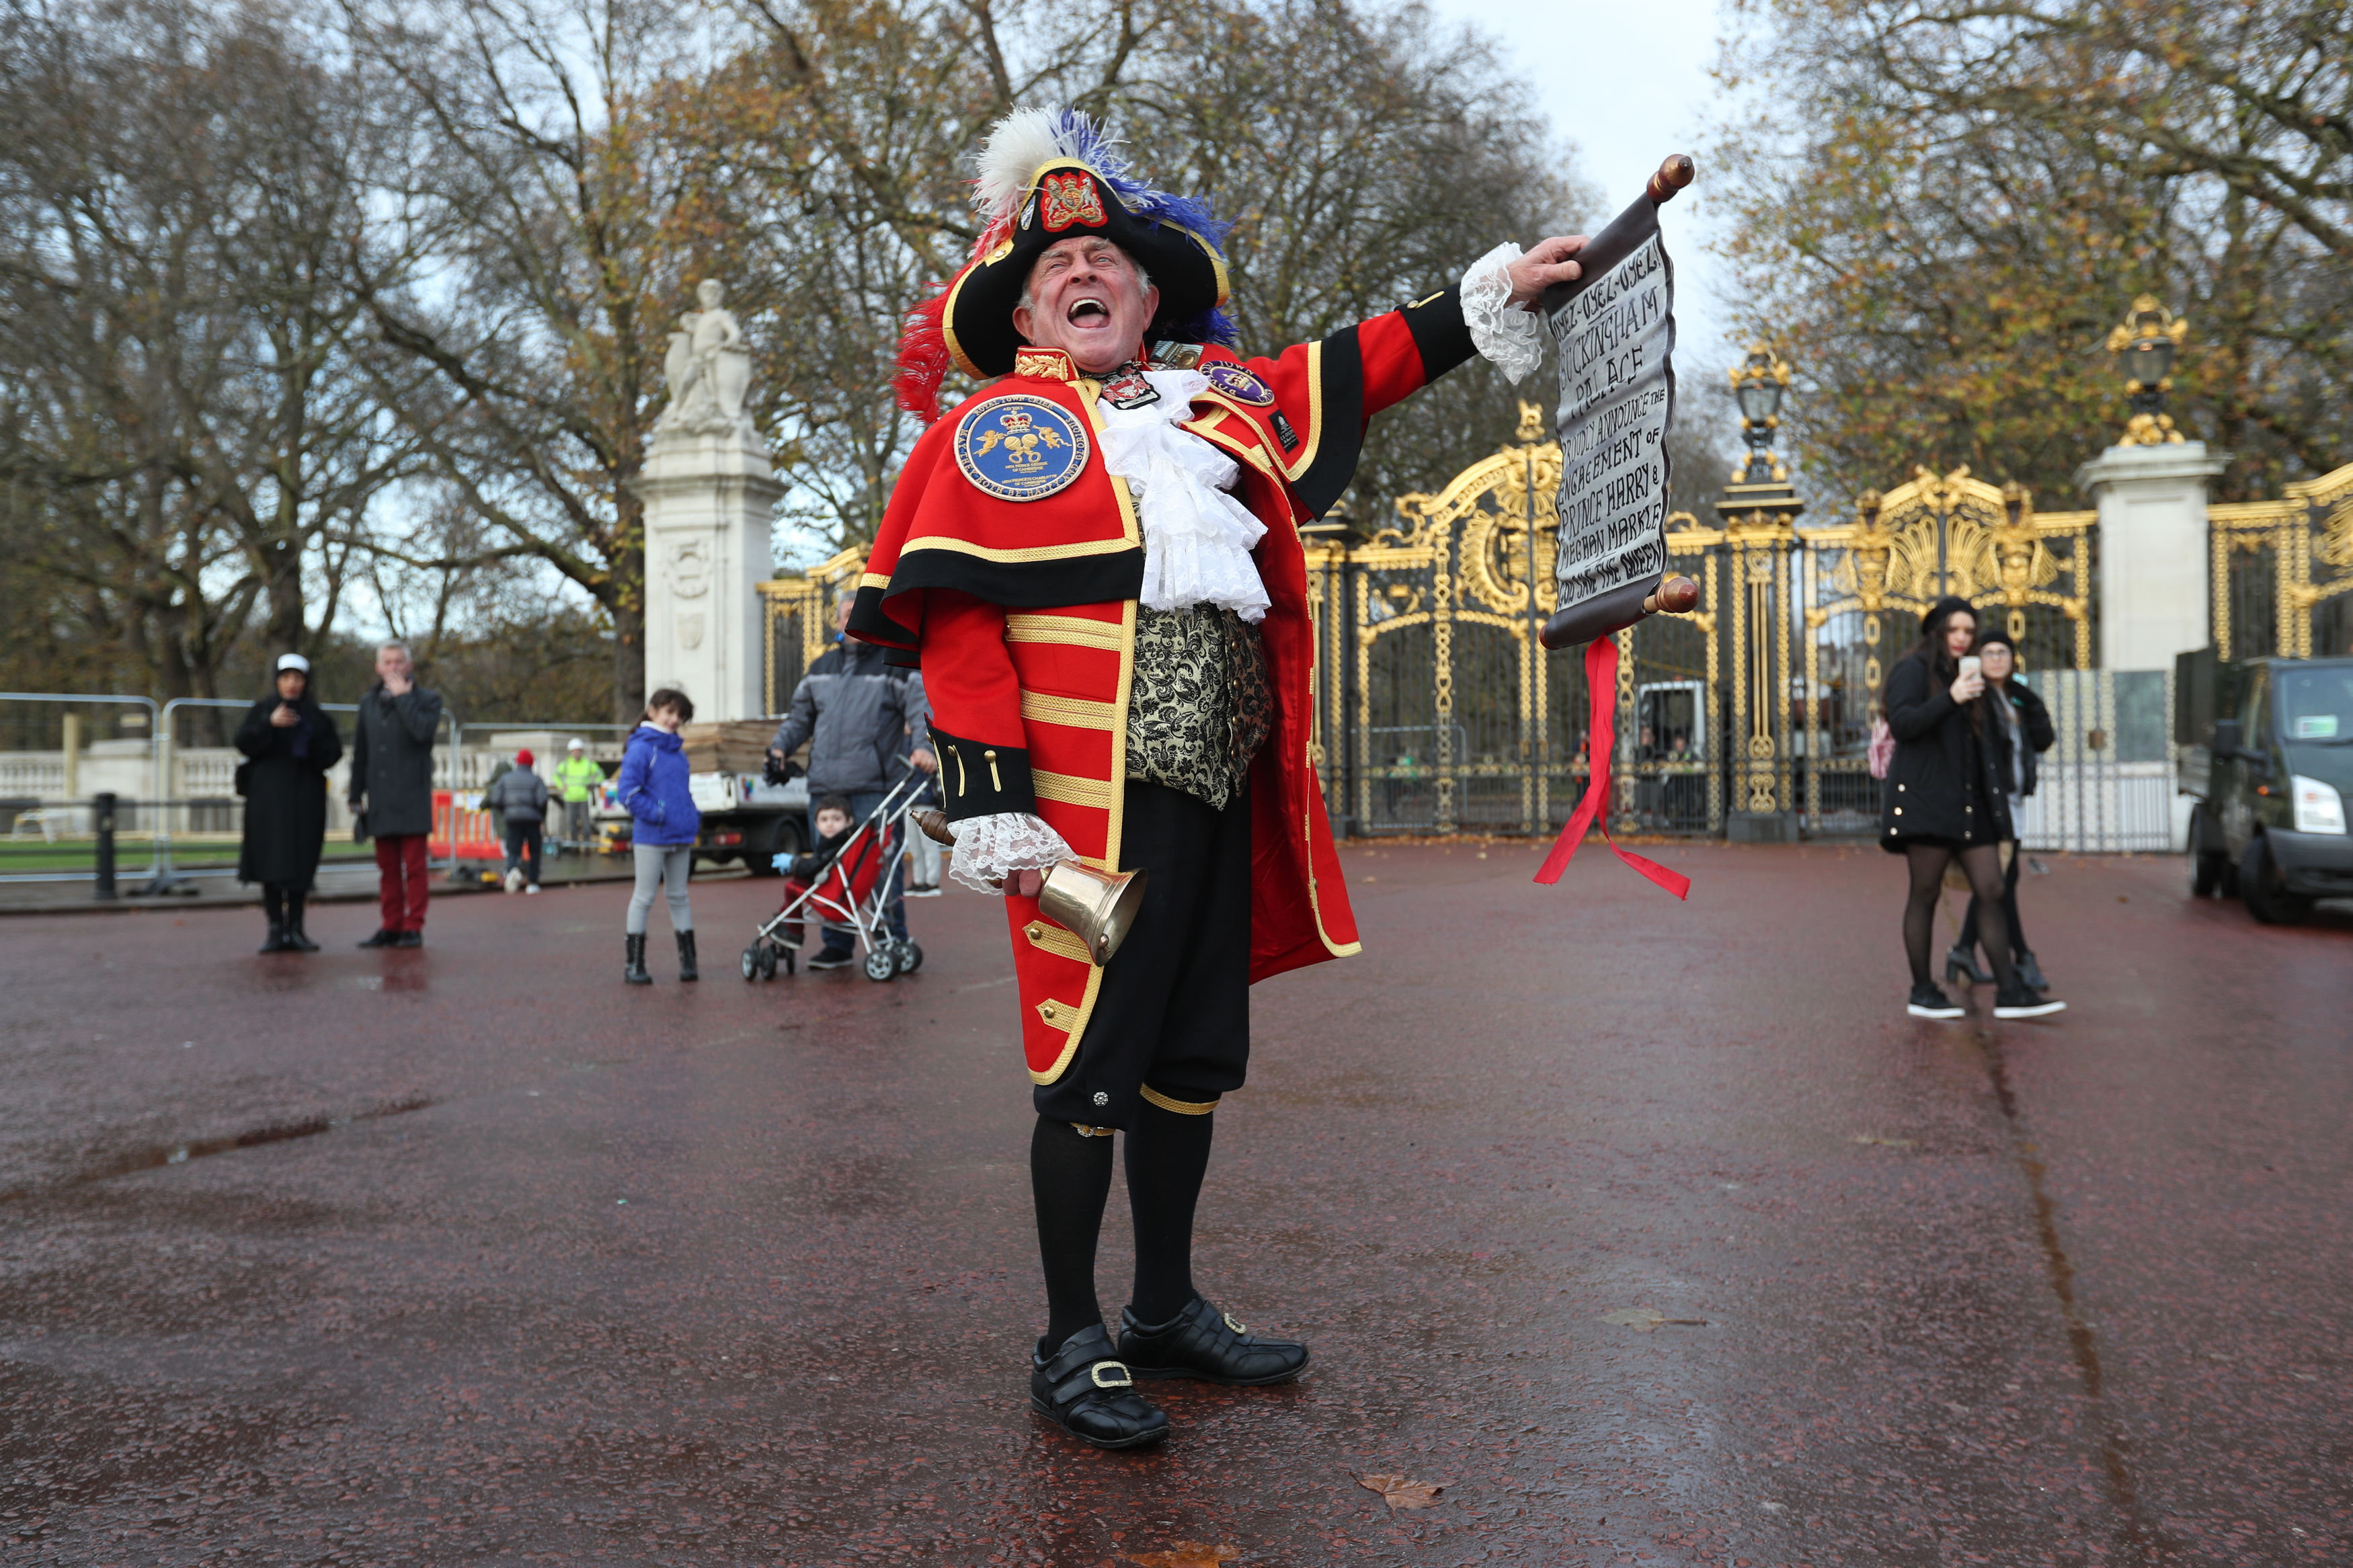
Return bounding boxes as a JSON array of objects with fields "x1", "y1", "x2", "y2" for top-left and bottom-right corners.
[
  {"x1": 262, "y1": 883, "x2": 286, "y2": 925},
  {"x1": 1125, "y1": 1103, "x2": 1215, "y2": 1325},
  {"x1": 1955, "y1": 845, "x2": 2018, "y2": 991},
  {"x1": 1031, "y1": 1116, "x2": 1114, "y2": 1348},
  {"x1": 1905, "y1": 844, "x2": 2018, "y2": 992}
]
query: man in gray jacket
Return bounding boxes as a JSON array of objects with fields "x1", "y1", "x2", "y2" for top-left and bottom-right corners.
[
  {"x1": 768, "y1": 596, "x2": 934, "y2": 968},
  {"x1": 348, "y1": 640, "x2": 445, "y2": 948}
]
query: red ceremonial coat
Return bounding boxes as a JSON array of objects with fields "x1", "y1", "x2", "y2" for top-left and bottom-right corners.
[{"x1": 850, "y1": 288, "x2": 1478, "y2": 1083}]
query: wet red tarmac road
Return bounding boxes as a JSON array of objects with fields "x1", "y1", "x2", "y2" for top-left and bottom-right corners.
[{"x1": 3, "y1": 843, "x2": 2348, "y2": 1566}]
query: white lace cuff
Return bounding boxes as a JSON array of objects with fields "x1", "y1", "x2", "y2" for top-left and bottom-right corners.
[
  {"x1": 947, "y1": 811, "x2": 1075, "y2": 895},
  {"x1": 1461, "y1": 241, "x2": 1543, "y2": 385}
]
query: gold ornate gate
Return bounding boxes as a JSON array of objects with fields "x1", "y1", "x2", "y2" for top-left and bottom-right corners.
[
  {"x1": 2208, "y1": 460, "x2": 2353, "y2": 661},
  {"x1": 755, "y1": 546, "x2": 865, "y2": 714},
  {"x1": 1303, "y1": 403, "x2": 1720, "y2": 837},
  {"x1": 1796, "y1": 467, "x2": 2093, "y2": 833}
]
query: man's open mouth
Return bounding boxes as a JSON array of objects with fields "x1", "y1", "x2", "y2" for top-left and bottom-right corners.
[{"x1": 1066, "y1": 297, "x2": 1109, "y2": 325}]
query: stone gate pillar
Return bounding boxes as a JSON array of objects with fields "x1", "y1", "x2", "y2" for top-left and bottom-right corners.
[
  {"x1": 2076, "y1": 441, "x2": 2228, "y2": 671},
  {"x1": 631, "y1": 280, "x2": 786, "y2": 723}
]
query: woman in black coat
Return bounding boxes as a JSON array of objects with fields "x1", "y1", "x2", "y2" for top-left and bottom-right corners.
[
  {"x1": 235, "y1": 654, "x2": 344, "y2": 953},
  {"x1": 1879, "y1": 597, "x2": 2063, "y2": 1020}
]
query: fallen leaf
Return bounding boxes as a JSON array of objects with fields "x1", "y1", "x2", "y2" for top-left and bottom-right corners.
[
  {"x1": 1599, "y1": 1307, "x2": 1710, "y2": 1332},
  {"x1": 1123, "y1": 1544, "x2": 1239, "y2": 1567},
  {"x1": 1851, "y1": 1134, "x2": 1915, "y2": 1147},
  {"x1": 1358, "y1": 1473, "x2": 1447, "y2": 1510}
]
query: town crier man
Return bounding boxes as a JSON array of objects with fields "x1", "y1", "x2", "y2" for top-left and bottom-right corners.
[{"x1": 854, "y1": 108, "x2": 1588, "y2": 1449}]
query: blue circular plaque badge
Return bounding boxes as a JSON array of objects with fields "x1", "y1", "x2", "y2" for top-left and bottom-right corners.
[
  {"x1": 1203, "y1": 362, "x2": 1274, "y2": 406},
  {"x1": 955, "y1": 395, "x2": 1090, "y2": 502}
]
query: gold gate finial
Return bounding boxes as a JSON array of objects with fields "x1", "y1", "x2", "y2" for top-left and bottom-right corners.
[{"x1": 1514, "y1": 401, "x2": 1546, "y2": 445}]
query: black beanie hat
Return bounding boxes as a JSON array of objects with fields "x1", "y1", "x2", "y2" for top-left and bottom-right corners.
[{"x1": 1920, "y1": 594, "x2": 1975, "y2": 634}]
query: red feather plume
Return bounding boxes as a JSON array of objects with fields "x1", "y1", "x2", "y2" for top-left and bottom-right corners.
[{"x1": 892, "y1": 285, "x2": 955, "y2": 425}]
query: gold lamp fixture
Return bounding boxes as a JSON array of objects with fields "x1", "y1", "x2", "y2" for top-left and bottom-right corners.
[
  {"x1": 1728, "y1": 343, "x2": 1794, "y2": 485},
  {"x1": 2105, "y1": 296, "x2": 2189, "y2": 447},
  {"x1": 1718, "y1": 343, "x2": 1804, "y2": 532}
]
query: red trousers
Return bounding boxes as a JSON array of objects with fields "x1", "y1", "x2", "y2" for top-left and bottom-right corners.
[{"x1": 373, "y1": 833, "x2": 430, "y2": 932}]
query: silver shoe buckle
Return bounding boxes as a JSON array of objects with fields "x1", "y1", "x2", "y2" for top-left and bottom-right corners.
[
  {"x1": 1222, "y1": 1312, "x2": 1247, "y2": 1335},
  {"x1": 1090, "y1": 1360, "x2": 1133, "y2": 1389}
]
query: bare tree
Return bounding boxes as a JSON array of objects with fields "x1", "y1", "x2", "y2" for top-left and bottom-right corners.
[
  {"x1": 340, "y1": 0, "x2": 717, "y2": 721},
  {"x1": 0, "y1": 0, "x2": 424, "y2": 714}
]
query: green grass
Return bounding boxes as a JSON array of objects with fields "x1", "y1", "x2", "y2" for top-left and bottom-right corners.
[{"x1": 0, "y1": 835, "x2": 374, "y2": 875}]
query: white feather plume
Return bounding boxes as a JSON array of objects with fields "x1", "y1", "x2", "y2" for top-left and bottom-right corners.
[{"x1": 969, "y1": 107, "x2": 1124, "y2": 225}]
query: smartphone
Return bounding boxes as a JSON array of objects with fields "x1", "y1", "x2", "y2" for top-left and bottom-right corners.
[{"x1": 1958, "y1": 655, "x2": 1982, "y2": 680}]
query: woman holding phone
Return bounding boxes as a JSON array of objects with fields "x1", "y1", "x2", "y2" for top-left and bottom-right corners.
[{"x1": 1878, "y1": 597, "x2": 2064, "y2": 1020}]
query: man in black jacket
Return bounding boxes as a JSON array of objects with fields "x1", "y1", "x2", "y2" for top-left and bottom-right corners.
[
  {"x1": 1952, "y1": 631, "x2": 2057, "y2": 990},
  {"x1": 348, "y1": 640, "x2": 445, "y2": 948},
  {"x1": 767, "y1": 595, "x2": 934, "y2": 968}
]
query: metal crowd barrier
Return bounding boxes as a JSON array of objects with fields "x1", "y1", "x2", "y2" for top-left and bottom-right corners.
[
  {"x1": 3, "y1": 693, "x2": 649, "y2": 898},
  {"x1": 0, "y1": 692, "x2": 161, "y2": 885}
]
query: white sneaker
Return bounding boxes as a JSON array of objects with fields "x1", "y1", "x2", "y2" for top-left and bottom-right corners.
[
  {"x1": 504, "y1": 868, "x2": 523, "y2": 893},
  {"x1": 524, "y1": 884, "x2": 542, "y2": 895}
]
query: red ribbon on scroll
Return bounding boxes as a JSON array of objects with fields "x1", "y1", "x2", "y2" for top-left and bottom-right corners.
[{"x1": 1533, "y1": 637, "x2": 1691, "y2": 899}]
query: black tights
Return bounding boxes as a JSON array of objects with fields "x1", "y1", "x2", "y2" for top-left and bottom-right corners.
[
  {"x1": 1030, "y1": 1105, "x2": 1216, "y2": 1348},
  {"x1": 1904, "y1": 843, "x2": 2016, "y2": 992},
  {"x1": 1956, "y1": 841, "x2": 2028, "y2": 959},
  {"x1": 261, "y1": 883, "x2": 306, "y2": 927}
]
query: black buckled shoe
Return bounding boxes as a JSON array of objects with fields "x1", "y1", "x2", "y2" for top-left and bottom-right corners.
[
  {"x1": 1117, "y1": 1295, "x2": 1308, "y2": 1387},
  {"x1": 1029, "y1": 1325, "x2": 1169, "y2": 1450}
]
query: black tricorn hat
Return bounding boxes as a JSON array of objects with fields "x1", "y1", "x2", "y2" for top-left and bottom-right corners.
[
  {"x1": 942, "y1": 161, "x2": 1228, "y2": 382},
  {"x1": 895, "y1": 110, "x2": 1234, "y2": 422}
]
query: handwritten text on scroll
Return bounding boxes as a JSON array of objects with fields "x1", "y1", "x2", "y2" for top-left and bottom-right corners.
[{"x1": 1548, "y1": 232, "x2": 1677, "y2": 611}]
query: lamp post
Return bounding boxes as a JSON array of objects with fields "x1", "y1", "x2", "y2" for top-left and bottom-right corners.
[
  {"x1": 1715, "y1": 343, "x2": 1804, "y2": 843},
  {"x1": 2104, "y1": 295, "x2": 2188, "y2": 447}
]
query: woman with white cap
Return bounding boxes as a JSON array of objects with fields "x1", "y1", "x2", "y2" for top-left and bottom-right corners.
[{"x1": 235, "y1": 654, "x2": 344, "y2": 953}]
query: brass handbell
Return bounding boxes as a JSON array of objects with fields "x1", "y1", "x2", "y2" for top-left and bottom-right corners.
[
  {"x1": 910, "y1": 808, "x2": 1145, "y2": 966},
  {"x1": 1037, "y1": 860, "x2": 1148, "y2": 966}
]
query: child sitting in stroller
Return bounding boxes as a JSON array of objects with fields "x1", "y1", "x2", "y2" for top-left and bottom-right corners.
[{"x1": 774, "y1": 795, "x2": 884, "y2": 967}]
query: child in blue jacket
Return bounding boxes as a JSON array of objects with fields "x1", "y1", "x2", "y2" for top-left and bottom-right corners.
[{"x1": 615, "y1": 688, "x2": 703, "y2": 984}]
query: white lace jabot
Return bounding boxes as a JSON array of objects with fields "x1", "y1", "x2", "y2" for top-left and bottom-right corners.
[{"x1": 1095, "y1": 368, "x2": 1271, "y2": 624}]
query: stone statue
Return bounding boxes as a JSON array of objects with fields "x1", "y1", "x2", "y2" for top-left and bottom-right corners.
[{"x1": 654, "y1": 280, "x2": 756, "y2": 439}]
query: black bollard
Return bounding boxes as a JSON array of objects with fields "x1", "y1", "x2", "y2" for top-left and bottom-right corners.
[{"x1": 93, "y1": 792, "x2": 118, "y2": 901}]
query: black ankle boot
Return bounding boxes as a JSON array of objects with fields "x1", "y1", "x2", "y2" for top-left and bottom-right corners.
[
  {"x1": 1117, "y1": 1294, "x2": 1308, "y2": 1386},
  {"x1": 1944, "y1": 943, "x2": 1992, "y2": 986},
  {"x1": 1029, "y1": 1324, "x2": 1168, "y2": 1449},
  {"x1": 258, "y1": 918, "x2": 290, "y2": 954},
  {"x1": 624, "y1": 932, "x2": 651, "y2": 985},
  {"x1": 283, "y1": 896, "x2": 319, "y2": 952},
  {"x1": 2016, "y1": 950, "x2": 2050, "y2": 991},
  {"x1": 676, "y1": 930, "x2": 699, "y2": 982}
]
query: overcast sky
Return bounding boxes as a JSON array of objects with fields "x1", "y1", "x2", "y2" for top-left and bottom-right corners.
[{"x1": 1423, "y1": 0, "x2": 1741, "y2": 375}]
